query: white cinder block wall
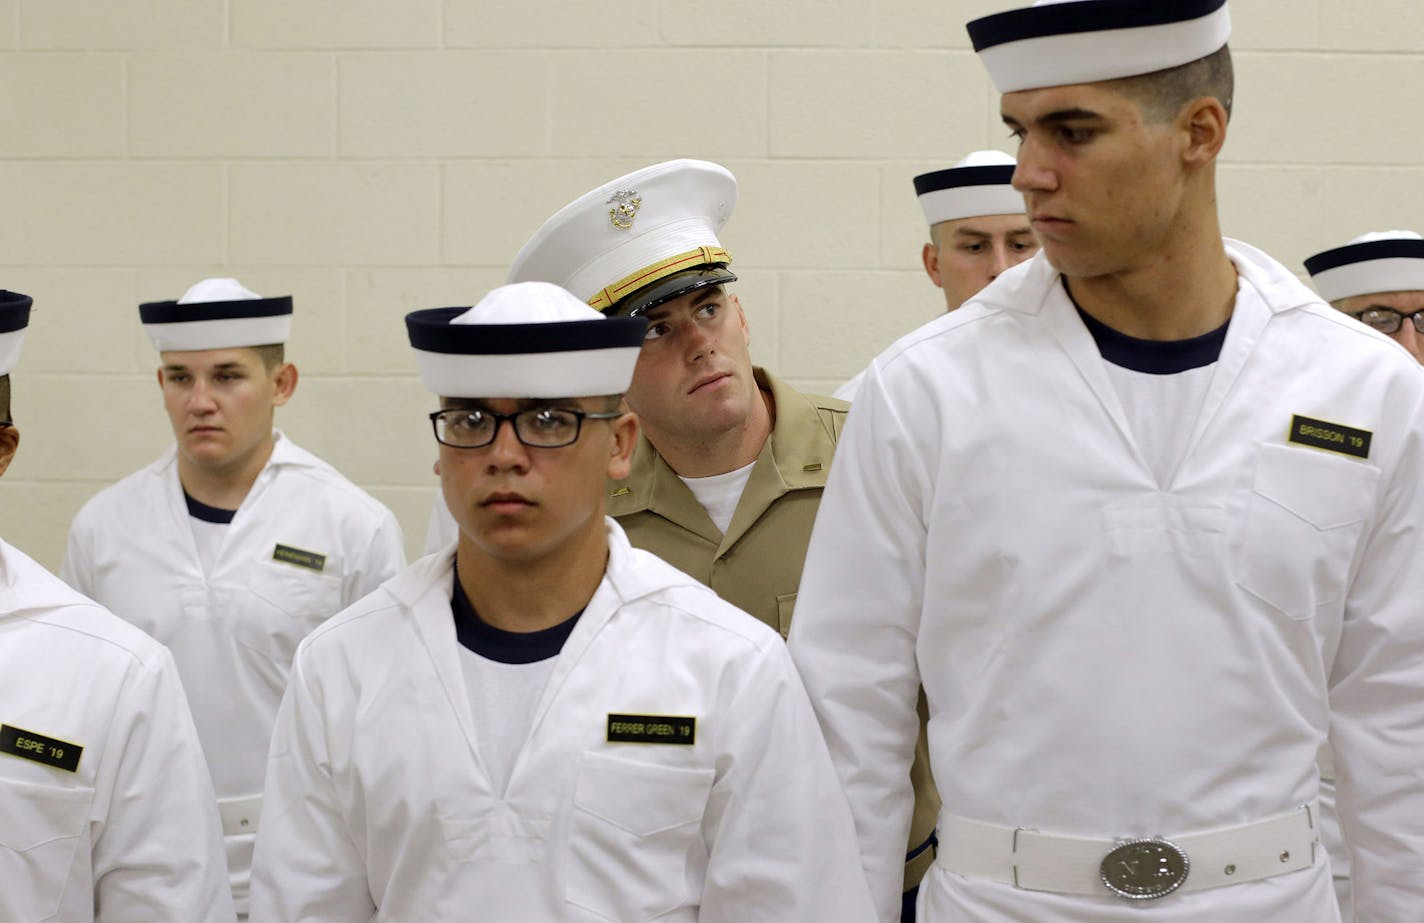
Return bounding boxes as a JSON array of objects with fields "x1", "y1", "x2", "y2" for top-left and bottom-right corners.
[{"x1": 2, "y1": 1, "x2": 1420, "y2": 569}]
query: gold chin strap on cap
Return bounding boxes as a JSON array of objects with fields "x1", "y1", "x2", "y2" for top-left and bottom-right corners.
[{"x1": 588, "y1": 246, "x2": 733, "y2": 312}]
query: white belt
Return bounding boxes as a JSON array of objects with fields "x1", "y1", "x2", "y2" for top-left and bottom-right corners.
[
  {"x1": 217, "y1": 794, "x2": 262, "y2": 838},
  {"x1": 939, "y1": 802, "x2": 1318, "y2": 900}
]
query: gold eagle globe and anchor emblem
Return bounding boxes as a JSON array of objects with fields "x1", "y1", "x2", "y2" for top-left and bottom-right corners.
[{"x1": 606, "y1": 189, "x2": 642, "y2": 230}]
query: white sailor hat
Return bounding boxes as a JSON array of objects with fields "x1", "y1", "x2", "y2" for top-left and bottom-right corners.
[
  {"x1": 139, "y1": 277, "x2": 293, "y2": 352},
  {"x1": 967, "y1": 0, "x2": 1232, "y2": 94},
  {"x1": 914, "y1": 151, "x2": 1023, "y2": 226},
  {"x1": 508, "y1": 159, "x2": 738, "y2": 318},
  {"x1": 406, "y1": 282, "x2": 645, "y2": 399},
  {"x1": 0, "y1": 290, "x2": 33, "y2": 378},
  {"x1": 1305, "y1": 231, "x2": 1424, "y2": 302}
]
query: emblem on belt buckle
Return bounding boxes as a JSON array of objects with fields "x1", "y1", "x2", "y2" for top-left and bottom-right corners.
[{"x1": 1099, "y1": 837, "x2": 1190, "y2": 900}]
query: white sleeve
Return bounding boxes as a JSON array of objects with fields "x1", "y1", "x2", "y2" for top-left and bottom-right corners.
[
  {"x1": 91, "y1": 646, "x2": 235, "y2": 923},
  {"x1": 1328, "y1": 389, "x2": 1424, "y2": 920},
  {"x1": 698, "y1": 641, "x2": 877, "y2": 923},
  {"x1": 787, "y1": 364, "x2": 929, "y2": 923},
  {"x1": 423, "y1": 492, "x2": 458, "y2": 556},
  {"x1": 249, "y1": 647, "x2": 374, "y2": 923},
  {"x1": 346, "y1": 508, "x2": 405, "y2": 606}
]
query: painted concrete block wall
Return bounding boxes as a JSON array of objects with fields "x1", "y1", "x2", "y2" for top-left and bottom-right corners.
[{"x1": 1, "y1": 1, "x2": 1420, "y2": 570}]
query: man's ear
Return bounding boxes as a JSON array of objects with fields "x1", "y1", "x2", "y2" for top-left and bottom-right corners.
[
  {"x1": 1180, "y1": 95, "x2": 1228, "y2": 169},
  {"x1": 0, "y1": 425, "x2": 19, "y2": 479},
  {"x1": 605, "y1": 410, "x2": 639, "y2": 482},
  {"x1": 271, "y1": 362, "x2": 299, "y2": 407},
  {"x1": 922, "y1": 242, "x2": 944, "y2": 288}
]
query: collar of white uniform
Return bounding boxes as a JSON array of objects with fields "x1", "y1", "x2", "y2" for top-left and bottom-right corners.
[{"x1": 967, "y1": 0, "x2": 1231, "y2": 93}]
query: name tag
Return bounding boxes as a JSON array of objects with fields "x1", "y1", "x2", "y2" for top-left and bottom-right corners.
[
  {"x1": 0, "y1": 724, "x2": 82, "y2": 772},
  {"x1": 1288, "y1": 415, "x2": 1371, "y2": 460},
  {"x1": 273, "y1": 544, "x2": 327, "y2": 572},
  {"x1": 607, "y1": 713, "x2": 696, "y2": 746}
]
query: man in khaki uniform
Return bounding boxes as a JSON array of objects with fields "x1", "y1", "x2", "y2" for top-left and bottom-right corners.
[{"x1": 507, "y1": 159, "x2": 939, "y2": 920}]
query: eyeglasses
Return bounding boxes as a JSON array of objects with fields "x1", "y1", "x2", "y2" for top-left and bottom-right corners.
[
  {"x1": 1351, "y1": 306, "x2": 1424, "y2": 336},
  {"x1": 429, "y1": 407, "x2": 622, "y2": 449}
]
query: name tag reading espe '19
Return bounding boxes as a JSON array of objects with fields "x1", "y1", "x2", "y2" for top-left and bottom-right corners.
[
  {"x1": 0, "y1": 724, "x2": 83, "y2": 772},
  {"x1": 606, "y1": 714, "x2": 696, "y2": 745},
  {"x1": 1288, "y1": 414, "x2": 1372, "y2": 460}
]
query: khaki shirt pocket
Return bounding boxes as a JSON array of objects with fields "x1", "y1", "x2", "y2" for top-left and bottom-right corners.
[
  {"x1": 566, "y1": 751, "x2": 714, "y2": 921},
  {"x1": 1234, "y1": 443, "x2": 1379, "y2": 620},
  {"x1": 0, "y1": 780, "x2": 92, "y2": 921}
]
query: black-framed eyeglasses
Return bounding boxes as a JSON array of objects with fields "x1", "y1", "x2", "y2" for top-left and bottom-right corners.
[
  {"x1": 429, "y1": 407, "x2": 622, "y2": 449},
  {"x1": 1351, "y1": 306, "x2": 1424, "y2": 336}
]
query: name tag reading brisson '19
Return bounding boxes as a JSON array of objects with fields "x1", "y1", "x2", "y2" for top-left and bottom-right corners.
[
  {"x1": 607, "y1": 714, "x2": 696, "y2": 745},
  {"x1": 1289, "y1": 415, "x2": 1371, "y2": 460},
  {"x1": 0, "y1": 724, "x2": 83, "y2": 772}
]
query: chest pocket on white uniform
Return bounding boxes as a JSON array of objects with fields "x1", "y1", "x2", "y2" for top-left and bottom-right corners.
[
  {"x1": 239, "y1": 560, "x2": 344, "y2": 663},
  {"x1": 0, "y1": 779, "x2": 92, "y2": 922},
  {"x1": 1234, "y1": 443, "x2": 1380, "y2": 620},
  {"x1": 567, "y1": 750, "x2": 714, "y2": 922}
]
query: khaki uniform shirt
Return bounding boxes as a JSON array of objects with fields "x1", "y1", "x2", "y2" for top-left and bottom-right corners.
[{"x1": 608, "y1": 367, "x2": 940, "y2": 890}]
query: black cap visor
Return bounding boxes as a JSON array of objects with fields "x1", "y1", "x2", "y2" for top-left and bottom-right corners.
[{"x1": 608, "y1": 266, "x2": 738, "y2": 318}]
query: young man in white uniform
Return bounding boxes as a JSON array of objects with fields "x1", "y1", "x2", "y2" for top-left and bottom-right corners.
[
  {"x1": 249, "y1": 282, "x2": 875, "y2": 922},
  {"x1": 837, "y1": 150, "x2": 1039, "y2": 401},
  {"x1": 0, "y1": 291, "x2": 235, "y2": 922},
  {"x1": 62, "y1": 279, "x2": 404, "y2": 918},
  {"x1": 789, "y1": 2, "x2": 1424, "y2": 921},
  {"x1": 1303, "y1": 229, "x2": 1424, "y2": 920}
]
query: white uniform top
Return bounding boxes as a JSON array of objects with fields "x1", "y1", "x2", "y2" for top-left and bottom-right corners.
[
  {"x1": 249, "y1": 520, "x2": 876, "y2": 923},
  {"x1": 788, "y1": 240, "x2": 1424, "y2": 922},
  {"x1": 0, "y1": 539, "x2": 235, "y2": 923},
  {"x1": 61, "y1": 432, "x2": 405, "y2": 915}
]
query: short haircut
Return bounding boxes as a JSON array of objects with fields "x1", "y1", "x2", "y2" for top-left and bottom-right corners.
[
  {"x1": 1111, "y1": 44, "x2": 1234, "y2": 123},
  {"x1": 250, "y1": 343, "x2": 285, "y2": 372},
  {"x1": 0, "y1": 374, "x2": 11, "y2": 425}
]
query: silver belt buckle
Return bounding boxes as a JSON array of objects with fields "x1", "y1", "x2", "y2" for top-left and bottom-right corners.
[{"x1": 1099, "y1": 837, "x2": 1190, "y2": 900}]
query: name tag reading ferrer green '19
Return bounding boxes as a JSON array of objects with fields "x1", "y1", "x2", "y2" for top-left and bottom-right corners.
[
  {"x1": 0, "y1": 724, "x2": 82, "y2": 772},
  {"x1": 273, "y1": 543, "x2": 327, "y2": 572},
  {"x1": 607, "y1": 714, "x2": 696, "y2": 746},
  {"x1": 1289, "y1": 415, "x2": 1372, "y2": 460}
]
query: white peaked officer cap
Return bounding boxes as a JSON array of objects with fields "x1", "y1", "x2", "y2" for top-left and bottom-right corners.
[
  {"x1": 914, "y1": 150, "x2": 1023, "y2": 226},
  {"x1": 0, "y1": 290, "x2": 33, "y2": 377},
  {"x1": 967, "y1": 0, "x2": 1232, "y2": 94},
  {"x1": 406, "y1": 282, "x2": 646, "y2": 399},
  {"x1": 1305, "y1": 231, "x2": 1424, "y2": 302},
  {"x1": 140, "y1": 277, "x2": 294, "y2": 352},
  {"x1": 508, "y1": 159, "x2": 738, "y2": 318}
]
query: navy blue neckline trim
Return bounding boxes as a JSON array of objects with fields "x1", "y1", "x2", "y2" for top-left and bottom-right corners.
[
  {"x1": 184, "y1": 491, "x2": 237, "y2": 524},
  {"x1": 1069, "y1": 288, "x2": 1228, "y2": 376},
  {"x1": 451, "y1": 562, "x2": 581, "y2": 664}
]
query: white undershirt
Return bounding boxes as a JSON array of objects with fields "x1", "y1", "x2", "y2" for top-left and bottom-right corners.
[
  {"x1": 1105, "y1": 363, "x2": 1216, "y2": 486},
  {"x1": 189, "y1": 518, "x2": 228, "y2": 575},
  {"x1": 458, "y1": 649, "x2": 555, "y2": 797},
  {"x1": 679, "y1": 461, "x2": 756, "y2": 535}
]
